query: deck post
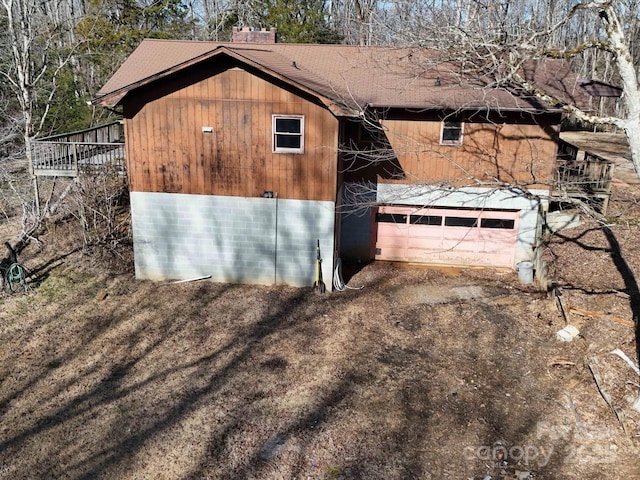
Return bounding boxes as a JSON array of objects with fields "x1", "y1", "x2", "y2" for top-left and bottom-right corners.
[
  {"x1": 27, "y1": 138, "x2": 40, "y2": 215},
  {"x1": 72, "y1": 143, "x2": 78, "y2": 176}
]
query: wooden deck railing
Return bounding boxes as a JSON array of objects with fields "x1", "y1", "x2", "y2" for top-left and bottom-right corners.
[
  {"x1": 555, "y1": 151, "x2": 615, "y2": 194},
  {"x1": 30, "y1": 122, "x2": 125, "y2": 177}
]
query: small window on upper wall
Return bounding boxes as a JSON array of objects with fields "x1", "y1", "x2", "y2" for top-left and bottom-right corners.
[
  {"x1": 440, "y1": 119, "x2": 464, "y2": 146},
  {"x1": 273, "y1": 115, "x2": 304, "y2": 153}
]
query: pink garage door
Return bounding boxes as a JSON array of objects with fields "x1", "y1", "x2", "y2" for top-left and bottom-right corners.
[{"x1": 372, "y1": 206, "x2": 520, "y2": 268}]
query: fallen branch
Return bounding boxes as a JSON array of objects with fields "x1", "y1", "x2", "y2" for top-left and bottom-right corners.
[
  {"x1": 587, "y1": 356, "x2": 628, "y2": 434},
  {"x1": 553, "y1": 286, "x2": 569, "y2": 324},
  {"x1": 565, "y1": 392, "x2": 584, "y2": 435},
  {"x1": 548, "y1": 358, "x2": 576, "y2": 367},
  {"x1": 610, "y1": 349, "x2": 640, "y2": 377},
  {"x1": 172, "y1": 275, "x2": 212, "y2": 284},
  {"x1": 569, "y1": 306, "x2": 635, "y2": 328}
]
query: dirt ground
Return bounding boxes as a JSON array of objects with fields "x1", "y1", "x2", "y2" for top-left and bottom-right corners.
[{"x1": 1, "y1": 186, "x2": 640, "y2": 479}]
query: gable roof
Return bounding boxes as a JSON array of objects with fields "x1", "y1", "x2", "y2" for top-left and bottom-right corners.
[{"x1": 95, "y1": 39, "x2": 588, "y2": 116}]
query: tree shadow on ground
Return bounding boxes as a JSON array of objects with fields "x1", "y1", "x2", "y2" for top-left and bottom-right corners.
[
  {"x1": 601, "y1": 226, "x2": 640, "y2": 366},
  {"x1": 0, "y1": 264, "x2": 583, "y2": 479},
  {"x1": 554, "y1": 226, "x2": 640, "y2": 366}
]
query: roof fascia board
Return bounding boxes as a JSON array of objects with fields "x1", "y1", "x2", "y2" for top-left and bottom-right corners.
[{"x1": 365, "y1": 104, "x2": 562, "y2": 114}]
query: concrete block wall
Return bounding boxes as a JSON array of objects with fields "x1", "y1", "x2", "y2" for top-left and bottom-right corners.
[
  {"x1": 274, "y1": 198, "x2": 335, "y2": 288},
  {"x1": 130, "y1": 192, "x2": 335, "y2": 289}
]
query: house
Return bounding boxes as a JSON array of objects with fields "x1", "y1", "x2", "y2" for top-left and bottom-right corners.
[{"x1": 93, "y1": 27, "x2": 591, "y2": 289}]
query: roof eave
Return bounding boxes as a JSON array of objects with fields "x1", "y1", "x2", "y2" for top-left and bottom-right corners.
[
  {"x1": 92, "y1": 45, "x2": 228, "y2": 106},
  {"x1": 93, "y1": 91, "x2": 127, "y2": 108},
  {"x1": 92, "y1": 45, "x2": 353, "y2": 116},
  {"x1": 366, "y1": 103, "x2": 562, "y2": 114}
]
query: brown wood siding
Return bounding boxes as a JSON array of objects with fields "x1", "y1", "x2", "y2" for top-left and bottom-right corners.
[
  {"x1": 124, "y1": 68, "x2": 339, "y2": 201},
  {"x1": 380, "y1": 118, "x2": 558, "y2": 189}
]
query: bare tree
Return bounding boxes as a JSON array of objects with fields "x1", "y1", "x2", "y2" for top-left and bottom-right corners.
[
  {"x1": 0, "y1": 0, "x2": 78, "y2": 220},
  {"x1": 200, "y1": 0, "x2": 237, "y2": 40},
  {"x1": 350, "y1": 0, "x2": 640, "y2": 410},
  {"x1": 327, "y1": 0, "x2": 379, "y2": 45},
  {"x1": 493, "y1": 2, "x2": 640, "y2": 181}
]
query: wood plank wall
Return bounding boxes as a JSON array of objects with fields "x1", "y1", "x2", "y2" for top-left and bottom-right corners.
[
  {"x1": 124, "y1": 68, "x2": 339, "y2": 201},
  {"x1": 380, "y1": 118, "x2": 558, "y2": 188}
]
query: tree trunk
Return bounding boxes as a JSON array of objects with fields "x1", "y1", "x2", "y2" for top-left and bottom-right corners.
[{"x1": 601, "y1": 3, "x2": 640, "y2": 178}]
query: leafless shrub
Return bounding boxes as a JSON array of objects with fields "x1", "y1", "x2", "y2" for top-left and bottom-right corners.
[
  {"x1": 0, "y1": 155, "x2": 40, "y2": 237},
  {"x1": 67, "y1": 167, "x2": 131, "y2": 252}
]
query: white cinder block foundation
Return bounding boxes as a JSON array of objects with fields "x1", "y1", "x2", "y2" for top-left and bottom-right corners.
[{"x1": 130, "y1": 192, "x2": 335, "y2": 289}]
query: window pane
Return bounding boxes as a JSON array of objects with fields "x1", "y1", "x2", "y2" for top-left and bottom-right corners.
[
  {"x1": 376, "y1": 213, "x2": 407, "y2": 223},
  {"x1": 276, "y1": 135, "x2": 301, "y2": 149},
  {"x1": 410, "y1": 215, "x2": 442, "y2": 226},
  {"x1": 275, "y1": 118, "x2": 301, "y2": 133},
  {"x1": 444, "y1": 216, "x2": 477, "y2": 227},
  {"x1": 442, "y1": 127, "x2": 461, "y2": 142},
  {"x1": 480, "y1": 218, "x2": 515, "y2": 229}
]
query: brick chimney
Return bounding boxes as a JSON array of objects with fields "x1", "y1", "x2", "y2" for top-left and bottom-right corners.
[{"x1": 232, "y1": 27, "x2": 277, "y2": 44}]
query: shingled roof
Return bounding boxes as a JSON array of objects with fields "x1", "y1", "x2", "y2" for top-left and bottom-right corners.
[{"x1": 95, "y1": 38, "x2": 588, "y2": 116}]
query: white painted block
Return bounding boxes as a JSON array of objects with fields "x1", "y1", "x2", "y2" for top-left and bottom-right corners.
[{"x1": 130, "y1": 192, "x2": 335, "y2": 289}]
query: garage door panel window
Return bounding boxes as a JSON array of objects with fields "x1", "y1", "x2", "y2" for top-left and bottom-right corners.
[
  {"x1": 376, "y1": 213, "x2": 407, "y2": 223},
  {"x1": 480, "y1": 218, "x2": 515, "y2": 229},
  {"x1": 379, "y1": 212, "x2": 516, "y2": 230},
  {"x1": 444, "y1": 216, "x2": 478, "y2": 227},
  {"x1": 410, "y1": 215, "x2": 442, "y2": 226}
]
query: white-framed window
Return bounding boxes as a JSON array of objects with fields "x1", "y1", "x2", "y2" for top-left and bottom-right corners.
[
  {"x1": 272, "y1": 114, "x2": 304, "y2": 153},
  {"x1": 440, "y1": 120, "x2": 464, "y2": 146}
]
